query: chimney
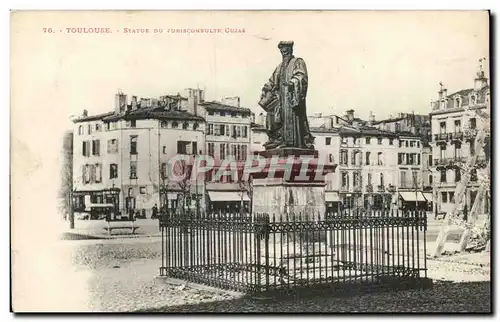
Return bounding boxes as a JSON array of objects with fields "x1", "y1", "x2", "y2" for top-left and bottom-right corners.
[
  {"x1": 131, "y1": 96, "x2": 138, "y2": 110},
  {"x1": 151, "y1": 99, "x2": 159, "y2": 108},
  {"x1": 82, "y1": 109, "x2": 88, "y2": 117},
  {"x1": 185, "y1": 88, "x2": 200, "y2": 116},
  {"x1": 442, "y1": 88, "x2": 448, "y2": 98},
  {"x1": 115, "y1": 92, "x2": 127, "y2": 114},
  {"x1": 221, "y1": 96, "x2": 241, "y2": 108},
  {"x1": 199, "y1": 89, "x2": 205, "y2": 103},
  {"x1": 346, "y1": 109, "x2": 355, "y2": 122}
]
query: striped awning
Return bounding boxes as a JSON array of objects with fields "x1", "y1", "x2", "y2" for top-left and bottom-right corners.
[
  {"x1": 423, "y1": 193, "x2": 433, "y2": 202},
  {"x1": 325, "y1": 192, "x2": 340, "y2": 202},
  {"x1": 399, "y1": 192, "x2": 427, "y2": 202},
  {"x1": 208, "y1": 191, "x2": 250, "y2": 202}
]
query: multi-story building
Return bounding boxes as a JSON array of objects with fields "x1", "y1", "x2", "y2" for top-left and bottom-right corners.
[
  {"x1": 429, "y1": 62, "x2": 490, "y2": 215},
  {"x1": 72, "y1": 90, "x2": 206, "y2": 217},
  {"x1": 371, "y1": 112, "x2": 431, "y2": 143},
  {"x1": 199, "y1": 96, "x2": 253, "y2": 212}
]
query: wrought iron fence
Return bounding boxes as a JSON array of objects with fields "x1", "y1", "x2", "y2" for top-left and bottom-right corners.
[{"x1": 159, "y1": 209, "x2": 427, "y2": 295}]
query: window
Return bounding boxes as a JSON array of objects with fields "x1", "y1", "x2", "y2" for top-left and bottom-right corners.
[
  {"x1": 405, "y1": 141, "x2": 409, "y2": 147},
  {"x1": 353, "y1": 172, "x2": 360, "y2": 187},
  {"x1": 82, "y1": 141, "x2": 90, "y2": 157},
  {"x1": 377, "y1": 152, "x2": 383, "y2": 165},
  {"x1": 161, "y1": 163, "x2": 167, "y2": 179},
  {"x1": 220, "y1": 143, "x2": 226, "y2": 159},
  {"x1": 341, "y1": 172, "x2": 349, "y2": 188},
  {"x1": 95, "y1": 164, "x2": 102, "y2": 183},
  {"x1": 469, "y1": 118, "x2": 476, "y2": 129},
  {"x1": 410, "y1": 141, "x2": 415, "y2": 147},
  {"x1": 441, "y1": 192, "x2": 448, "y2": 203},
  {"x1": 440, "y1": 121, "x2": 446, "y2": 134},
  {"x1": 110, "y1": 164, "x2": 118, "y2": 179},
  {"x1": 440, "y1": 145, "x2": 446, "y2": 160},
  {"x1": 172, "y1": 121, "x2": 179, "y2": 129},
  {"x1": 329, "y1": 154, "x2": 334, "y2": 163},
  {"x1": 105, "y1": 123, "x2": 110, "y2": 131},
  {"x1": 82, "y1": 165, "x2": 90, "y2": 184},
  {"x1": 417, "y1": 154, "x2": 421, "y2": 165},
  {"x1": 88, "y1": 124, "x2": 92, "y2": 134},
  {"x1": 242, "y1": 126, "x2": 248, "y2": 138},
  {"x1": 242, "y1": 145, "x2": 248, "y2": 160},
  {"x1": 428, "y1": 155, "x2": 433, "y2": 166},
  {"x1": 389, "y1": 138, "x2": 394, "y2": 145},
  {"x1": 454, "y1": 143, "x2": 462, "y2": 159},
  {"x1": 107, "y1": 139, "x2": 118, "y2": 154},
  {"x1": 455, "y1": 169, "x2": 461, "y2": 182},
  {"x1": 208, "y1": 111, "x2": 214, "y2": 116},
  {"x1": 377, "y1": 137, "x2": 382, "y2": 145},
  {"x1": 440, "y1": 169, "x2": 447, "y2": 183},
  {"x1": 449, "y1": 192, "x2": 455, "y2": 203},
  {"x1": 380, "y1": 173, "x2": 384, "y2": 187},
  {"x1": 232, "y1": 144, "x2": 237, "y2": 157},
  {"x1": 429, "y1": 174, "x2": 433, "y2": 185},
  {"x1": 110, "y1": 122, "x2": 117, "y2": 130},
  {"x1": 231, "y1": 112, "x2": 237, "y2": 117},
  {"x1": 219, "y1": 124, "x2": 225, "y2": 135},
  {"x1": 470, "y1": 94, "x2": 477, "y2": 105},
  {"x1": 139, "y1": 187, "x2": 146, "y2": 194},
  {"x1": 353, "y1": 137, "x2": 358, "y2": 145},
  {"x1": 226, "y1": 125, "x2": 230, "y2": 137},
  {"x1": 162, "y1": 145, "x2": 167, "y2": 154},
  {"x1": 177, "y1": 141, "x2": 190, "y2": 154},
  {"x1": 400, "y1": 171, "x2": 407, "y2": 187},
  {"x1": 130, "y1": 136, "x2": 138, "y2": 155},
  {"x1": 182, "y1": 122, "x2": 189, "y2": 130},
  {"x1": 325, "y1": 137, "x2": 332, "y2": 146},
  {"x1": 220, "y1": 111, "x2": 226, "y2": 117},
  {"x1": 399, "y1": 140, "x2": 403, "y2": 147},
  {"x1": 130, "y1": 161, "x2": 137, "y2": 179},
  {"x1": 454, "y1": 120, "x2": 461, "y2": 133},
  {"x1": 208, "y1": 143, "x2": 215, "y2": 158},
  {"x1": 91, "y1": 140, "x2": 100, "y2": 156},
  {"x1": 368, "y1": 173, "x2": 373, "y2": 185},
  {"x1": 237, "y1": 145, "x2": 242, "y2": 160},
  {"x1": 237, "y1": 126, "x2": 242, "y2": 137},
  {"x1": 78, "y1": 125, "x2": 84, "y2": 135},
  {"x1": 469, "y1": 141, "x2": 475, "y2": 155},
  {"x1": 398, "y1": 153, "x2": 403, "y2": 165},
  {"x1": 161, "y1": 121, "x2": 168, "y2": 128},
  {"x1": 127, "y1": 120, "x2": 136, "y2": 128},
  {"x1": 340, "y1": 150, "x2": 348, "y2": 165},
  {"x1": 193, "y1": 123, "x2": 199, "y2": 130},
  {"x1": 89, "y1": 164, "x2": 96, "y2": 183},
  {"x1": 214, "y1": 125, "x2": 220, "y2": 136},
  {"x1": 208, "y1": 124, "x2": 213, "y2": 135},
  {"x1": 365, "y1": 152, "x2": 371, "y2": 165},
  {"x1": 365, "y1": 137, "x2": 371, "y2": 144}
]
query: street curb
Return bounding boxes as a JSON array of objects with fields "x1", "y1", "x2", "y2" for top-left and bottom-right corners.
[{"x1": 60, "y1": 232, "x2": 162, "y2": 240}]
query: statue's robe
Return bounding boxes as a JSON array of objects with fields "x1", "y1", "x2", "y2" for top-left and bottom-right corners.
[{"x1": 265, "y1": 56, "x2": 315, "y2": 149}]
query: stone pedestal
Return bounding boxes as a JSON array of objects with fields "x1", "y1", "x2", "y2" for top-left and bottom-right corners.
[{"x1": 249, "y1": 148, "x2": 337, "y2": 221}]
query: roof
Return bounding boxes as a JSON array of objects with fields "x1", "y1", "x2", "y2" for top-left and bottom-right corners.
[
  {"x1": 74, "y1": 108, "x2": 205, "y2": 123},
  {"x1": 200, "y1": 101, "x2": 252, "y2": 114},
  {"x1": 339, "y1": 126, "x2": 398, "y2": 137},
  {"x1": 72, "y1": 112, "x2": 114, "y2": 123},
  {"x1": 310, "y1": 126, "x2": 340, "y2": 133}
]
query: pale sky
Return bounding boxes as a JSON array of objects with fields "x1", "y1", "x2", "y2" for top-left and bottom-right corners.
[{"x1": 12, "y1": 11, "x2": 489, "y2": 130}]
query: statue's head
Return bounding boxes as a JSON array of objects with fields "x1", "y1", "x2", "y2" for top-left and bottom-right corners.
[{"x1": 278, "y1": 41, "x2": 294, "y2": 57}]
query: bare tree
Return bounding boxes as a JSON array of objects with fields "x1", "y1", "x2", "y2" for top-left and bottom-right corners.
[{"x1": 58, "y1": 130, "x2": 74, "y2": 229}]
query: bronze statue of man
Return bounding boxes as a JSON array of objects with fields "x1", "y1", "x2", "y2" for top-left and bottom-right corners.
[{"x1": 259, "y1": 41, "x2": 315, "y2": 150}]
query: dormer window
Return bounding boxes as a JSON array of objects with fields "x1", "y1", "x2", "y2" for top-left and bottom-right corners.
[
  {"x1": 454, "y1": 96, "x2": 462, "y2": 108},
  {"x1": 470, "y1": 94, "x2": 477, "y2": 106},
  {"x1": 172, "y1": 121, "x2": 179, "y2": 129},
  {"x1": 182, "y1": 122, "x2": 189, "y2": 130},
  {"x1": 440, "y1": 100, "x2": 446, "y2": 109},
  {"x1": 160, "y1": 121, "x2": 168, "y2": 128}
]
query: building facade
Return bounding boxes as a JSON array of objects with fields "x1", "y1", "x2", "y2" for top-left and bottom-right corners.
[
  {"x1": 429, "y1": 65, "x2": 490, "y2": 215},
  {"x1": 72, "y1": 91, "x2": 206, "y2": 218}
]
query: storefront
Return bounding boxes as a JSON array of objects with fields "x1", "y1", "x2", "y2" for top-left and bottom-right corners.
[
  {"x1": 72, "y1": 188, "x2": 120, "y2": 218},
  {"x1": 399, "y1": 191, "x2": 428, "y2": 211},
  {"x1": 325, "y1": 191, "x2": 340, "y2": 214},
  {"x1": 207, "y1": 191, "x2": 250, "y2": 213}
]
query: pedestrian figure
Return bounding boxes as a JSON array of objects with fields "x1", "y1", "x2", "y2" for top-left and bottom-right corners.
[{"x1": 152, "y1": 204, "x2": 158, "y2": 219}]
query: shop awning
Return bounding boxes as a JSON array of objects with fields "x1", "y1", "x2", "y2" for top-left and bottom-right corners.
[
  {"x1": 167, "y1": 193, "x2": 178, "y2": 200},
  {"x1": 325, "y1": 192, "x2": 340, "y2": 202},
  {"x1": 208, "y1": 191, "x2": 250, "y2": 202},
  {"x1": 399, "y1": 192, "x2": 427, "y2": 202},
  {"x1": 423, "y1": 193, "x2": 433, "y2": 202}
]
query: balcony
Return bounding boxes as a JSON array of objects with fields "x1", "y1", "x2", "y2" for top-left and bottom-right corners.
[
  {"x1": 353, "y1": 185, "x2": 362, "y2": 192},
  {"x1": 340, "y1": 185, "x2": 349, "y2": 193},
  {"x1": 450, "y1": 132, "x2": 464, "y2": 142},
  {"x1": 434, "y1": 133, "x2": 449, "y2": 143},
  {"x1": 377, "y1": 185, "x2": 385, "y2": 192},
  {"x1": 365, "y1": 184, "x2": 373, "y2": 192},
  {"x1": 387, "y1": 184, "x2": 396, "y2": 192}
]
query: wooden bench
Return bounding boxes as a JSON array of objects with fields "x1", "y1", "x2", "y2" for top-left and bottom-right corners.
[{"x1": 104, "y1": 219, "x2": 140, "y2": 235}]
